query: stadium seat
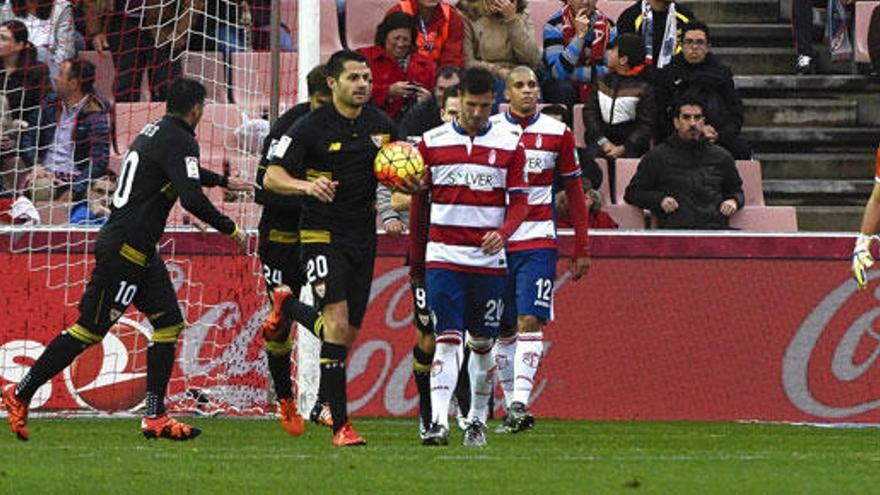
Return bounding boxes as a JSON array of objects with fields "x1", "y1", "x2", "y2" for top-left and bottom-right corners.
[
  {"x1": 182, "y1": 52, "x2": 228, "y2": 104},
  {"x1": 613, "y1": 158, "x2": 640, "y2": 204},
  {"x1": 734, "y1": 160, "x2": 765, "y2": 206},
  {"x1": 729, "y1": 206, "x2": 798, "y2": 232},
  {"x1": 597, "y1": 1, "x2": 631, "y2": 22},
  {"x1": 78, "y1": 51, "x2": 150, "y2": 102},
  {"x1": 529, "y1": 1, "x2": 560, "y2": 42},
  {"x1": 199, "y1": 104, "x2": 245, "y2": 161},
  {"x1": 605, "y1": 204, "x2": 649, "y2": 229},
  {"x1": 572, "y1": 103, "x2": 586, "y2": 148},
  {"x1": 230, "y1": 52, "x2": 298, "y2": 106},
  {"x1": 35, "y1": 201, "x2": 71, "y2": 225},
  {"x1": 609, "y1": 158, "x2": 652, "y2": 228},
  {"x1": 595, "y1": 158, "x2": 611, "y2": 206},
  {"x1": 114, "y1": 102, "x2": 166, "y2": 154},
  {"x1": 855, "y1": 2, "x2": 879, "y2": 64}
]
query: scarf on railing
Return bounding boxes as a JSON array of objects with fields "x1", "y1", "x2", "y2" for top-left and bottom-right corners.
[{"x1": 641, "y1": 0, "x2": 677, "y2": 68}]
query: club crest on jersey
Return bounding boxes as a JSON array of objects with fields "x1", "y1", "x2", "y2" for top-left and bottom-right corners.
[
  {"x1": 417, "y1": 312, "x2": 431, "y2": 328},
  {"x1": 488, "y1": 149, "x2": 496, "y2": 165},
  {"x1": 535, "y1": 134, "x2": 543, "y2": 149},
  {"x1": 370, "y1": 133, "x2": 390, "y2": 148},
  {"x1": 109, "y1": 308, "x2": 122, "y2": 323},
  {"x1": 314, "y1": 282, "x2": 326, "y2": 299}
]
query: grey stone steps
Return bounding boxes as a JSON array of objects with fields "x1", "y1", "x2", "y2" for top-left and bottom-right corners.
[
  {"x1": 686, "y1": 0, "x2": 780, "y2": 23},
  {"x1": 710, "y1": 23, "x2": 792, "y2": 47},
  {"x1": 743, "y1": 98, "x2": 858, "y2": 126},
  {"x1": 763, "y1": 179, "x2": 873, "y2": 197},
  {"x1": 741, "y1": 126, "x2": 880, "y2": 151},
  {"x1": 791, "y1": 206, "x2": 864, "y2": 232},
  {"x1": 713, "y1": 47, "x2": 794, "y2": 75},
  {"x1": 757, "y1": 152, "x2": 874, "y2": 180},
  {"x1": 735, "y1": 75, "x2": 880, "y2": 95}
]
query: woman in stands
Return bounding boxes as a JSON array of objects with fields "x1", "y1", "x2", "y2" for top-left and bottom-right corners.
[
  {"x1": 358, "y1": 12, "x2": 436, "y2": 121},
  {"x1": 10, "y1": 0, "x2": 75, "y2": 79},
  {"x1": 0, "y1": 19, "x2": 50, "y2": 194}
]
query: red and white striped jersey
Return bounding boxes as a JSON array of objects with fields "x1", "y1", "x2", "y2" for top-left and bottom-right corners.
[
  {"x1": 417, "y1": 120, "x2": 528, "y2": 275},
  {"x1": 491, "y1": 111, "x2": 581, "y2": 252}
]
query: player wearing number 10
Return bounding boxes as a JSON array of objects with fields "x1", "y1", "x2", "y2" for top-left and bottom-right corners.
[{"x1": 1, "y1": 78, "x2": 249, "y2": 442}]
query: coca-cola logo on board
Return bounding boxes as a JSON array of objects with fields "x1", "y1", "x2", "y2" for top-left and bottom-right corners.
[{"x1": 783, "y1": 273, "x2": 880, "y2": 418}]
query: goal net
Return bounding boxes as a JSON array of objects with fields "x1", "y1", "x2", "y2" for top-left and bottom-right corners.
[{"x1": 0, "y1": 0, "x2": 322, "y2": 417}]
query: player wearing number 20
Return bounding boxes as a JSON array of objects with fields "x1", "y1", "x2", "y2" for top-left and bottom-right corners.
[{"x1": 1, "y1": 79, "x2": 249, "y2": 442}]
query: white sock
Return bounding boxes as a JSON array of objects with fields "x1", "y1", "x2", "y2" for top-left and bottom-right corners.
[
  {"x1": 467, "y1": 337, "x2": 495, "y2": 424},
  {"x1": 430, "y1": 334, "x2": 461, "y2": 428},
  {"x1": 513, "y1": 331, "x2": 544, "y2": 405},
  {"x1": 493, "y1": 335, "x2": 517, "y2": 408}
]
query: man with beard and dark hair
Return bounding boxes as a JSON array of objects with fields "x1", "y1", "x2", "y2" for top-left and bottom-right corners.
[
  {"x1": 654, "y1": 21, "x2": 751, "y2": 159},
  {"x1": 624, "y1": 96, "x2": 743, "y2": 230}
]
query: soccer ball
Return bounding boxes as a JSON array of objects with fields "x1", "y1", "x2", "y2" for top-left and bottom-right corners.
[{"x1": 374, "y1": 141, "x2": 425, "y2": 189}]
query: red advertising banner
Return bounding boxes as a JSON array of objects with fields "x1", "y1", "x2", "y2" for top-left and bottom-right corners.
[{"x1": 1, "y1": 232, "x2": 877, "y2": 423}]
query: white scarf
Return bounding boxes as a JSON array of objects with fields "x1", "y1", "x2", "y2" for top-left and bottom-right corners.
[{"x1": 641, "y1": 0, "x2": 677, "y2": 68}]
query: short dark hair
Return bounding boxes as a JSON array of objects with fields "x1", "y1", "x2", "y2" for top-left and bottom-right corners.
[
  {"x1": 306, "y1": 64, "x2": 330, "y2": 97},
  {"x1": 540, "y1": 104, "x2": 569, "y2": 126},
  {"x1": 434, "y1": 65, "x2": 461, "y2": 85},
  {"x1": 166, "y1": 78, "x2": 207, "y2": 115},
  {"x1": 611, "y1": 33, "x2": 646, "y2": 67},
  {"x1": 459, "y1": 67, "x2": 495, "y2": 97},
  {"x1": 439, "y1": 84, "x2": 461, "y2": 110},
  {"x1": 326, "y1": 50, "x2": 368, "y2": 80},
  {"x1": 375, "y1": 11, "x2": 417, "y2": 48},
  {"x1": 674, "y1": 93, "x2": 705, "y2": 117},
  {"x1": 66, "y1": 58, "x2": 96, "y2": 94},
  {"x1": 682, "y1": 21, "x2": 710, "y2": 41}
]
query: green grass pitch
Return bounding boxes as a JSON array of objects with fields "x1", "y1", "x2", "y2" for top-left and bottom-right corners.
[{"x1": 1, "y1": 418, "x2": 879, "y2": 494}]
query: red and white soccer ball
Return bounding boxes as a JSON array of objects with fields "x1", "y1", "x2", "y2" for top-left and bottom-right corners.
[
  {"x1": 65, "y1": 317, "x2": 150, "y2": 412},
  {"x1": 374, "y1": 141, "x2": 425, "y2": 189}
]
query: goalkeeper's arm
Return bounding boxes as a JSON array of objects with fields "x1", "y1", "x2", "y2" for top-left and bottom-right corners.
[{"x1": 853, "y1": 183, "x2": 880, "y2": 289}]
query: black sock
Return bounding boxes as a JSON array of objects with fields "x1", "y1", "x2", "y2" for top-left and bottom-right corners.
[
  {"x1": 455, "y1": 346, "x2": 471, "y2": 418},
  {"x1": 282, "y1": 297, "x2": 324, "y2": 340},
  {"x1": 16, "y1": 332, "x2": 89, "y2": 402},
  {"x1": 412, "y1": 345, "x2": 433, "y2": 429},
  {"x1": 145, "y1": 342, "x2": 176, "y2": 417},
  {"x1": 266, "y1": 350, "x2": 293, "y2": 400},
  {"x1": 319, "y1": 342, "x2": 348, "y2": 433}
]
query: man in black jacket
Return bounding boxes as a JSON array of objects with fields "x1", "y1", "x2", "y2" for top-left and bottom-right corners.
[
  {"x1": 625, "y1": 96, "x2": 744, "y2": 229},
  {"x1": 654, "y1": 21, "x2": 751, "y2": 159}
]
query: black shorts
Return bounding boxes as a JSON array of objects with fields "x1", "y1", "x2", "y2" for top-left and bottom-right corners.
[
  {"x1": 411, "y1": 280, "x2": 433, "y2": 335},
  {"x1": 257, "y1": 230, "x2": 305, "y2": 296},
  {"x1": 301, "y1": 241, "x2": 376, "y2": 329},
  {"x1": 77, "y1": 245, "x2": 182, "y2": 337}
]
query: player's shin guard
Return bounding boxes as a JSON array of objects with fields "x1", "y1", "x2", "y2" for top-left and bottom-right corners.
[
  {"x1": 513, "y1": 331, "x2": 544, "y2": 405},
  {"x1": 16, "y1": 329, "x2": 92, "y2": 402},
  {"x1": 412, "y1": 345, "x2": 433, "y2": 430},
  {"x1": 430, "y1": 333, "x2": 462, "y2": 429},
  {"x1": 145, "y1": 342, "x2": 177, "y2": 417},
  {"x1": 493, "y1": 335, "x2": 517, "y2": 409},
  {"x1": 282, "y1": 296, "x2": 325, "y2": 341},
  {"x1": 265, "y1": 339, "x2": 294, "y2": 401},
  {"x1": 467, "y1": 338, "x2": 495, "y2": 424},
  {"x1": 319, "y1": 342, "x2": 349, "y2": 433}
]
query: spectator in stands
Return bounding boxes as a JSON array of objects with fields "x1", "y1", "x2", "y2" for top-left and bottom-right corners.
[
  {"x1": 557, "y1": 181, "x2": 618, "y2": 229},
  {"x1": 11, "y1": 0, "x2": 75, "y2": 79},
  {"x1": 624, "y1": 96, "x2": 744, "y2": 229},
  {"x1": 83, "y1": 0, "x2": 205, "y2": 101},
  {"x1": 0, "y1": 19, "x2": 50, "y2": 193},
  {"x1": 399, "y1": 64, "x2": 460, "y2": 138},
  {"x1": 541, "y1": 0, "x2": 616, "y2": 105},
  {"x1": 458, "y1": 0, "x2": 542, "y2": 100},
  {"x1": 386, "y1": 0, "x2": 465, "y2": 68},
  {"x1": 69, "y1": 171, "x2": 113, "y2": 224},
  {"x1": 654, "y1": 22, "x2": 750, "y2": 159},
  {"x1": 617, "y1": 0, "x2": 696, "y2": 69},
  {"x1": 358, "y1": 12, "x2": 436, "y2": 121},
  {"x1": 583, "y1": 34, "x2": 654, "y2": 174},
  {"x1": 791, "y1": 0, "x2": 855, "y2": 74},
  {"x1": 19, "y1": 57, "x2": 110, "y2": 201}
]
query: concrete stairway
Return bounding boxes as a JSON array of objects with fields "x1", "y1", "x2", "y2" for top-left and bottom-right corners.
[{"x1": 685, "y1": 0, "x2": 879, "y2": 231}]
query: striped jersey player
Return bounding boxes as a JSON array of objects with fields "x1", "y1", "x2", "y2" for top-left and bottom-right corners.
[
  {"x1": 409, "y1": 67, "x2": 530, "y2": 447},
  {"x1": 490, "y1": 67, "x2": 591, "y2": 434}
]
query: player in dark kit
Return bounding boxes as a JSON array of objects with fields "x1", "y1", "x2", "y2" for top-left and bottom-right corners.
[
  {"x1": 260, "y1": 50, "x2": 418, "y2": 446},
  {"x1": 1, "y1": 78, "x2": 249, "y2": 442},
  {"x1": 254, "y1": 65, "x2": 331, "y2": 437}
]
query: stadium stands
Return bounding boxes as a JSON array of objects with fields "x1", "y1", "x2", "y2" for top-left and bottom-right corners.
[
  {"x1": 230, "y1": 52, "x2": 298, "y2": 106},
  {"x1": 855, "y1": 2, "x2": 878, "y2": 64}
]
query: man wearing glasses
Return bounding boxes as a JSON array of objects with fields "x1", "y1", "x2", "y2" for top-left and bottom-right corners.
[{"x1": 653, "y1": 21, "x2": 751, "y2": 159}]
